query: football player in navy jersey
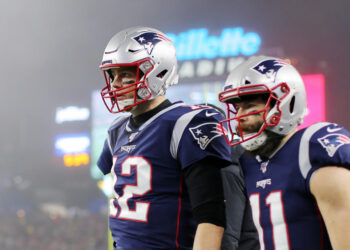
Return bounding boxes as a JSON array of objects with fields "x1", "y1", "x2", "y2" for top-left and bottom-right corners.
[
  {"x1": 97, "y1": 26, "x2": 232, "y2": 249},
  {"x1": 199, "y1": 104, "x2": 260, "y2": 250},
  {"x1": 218, "y1": 56, "x2": 350, "y2": 250}
]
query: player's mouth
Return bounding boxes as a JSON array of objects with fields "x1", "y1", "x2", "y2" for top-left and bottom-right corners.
[{"x1": 236, "y1": 126, "x2": 259, "y2": 137}]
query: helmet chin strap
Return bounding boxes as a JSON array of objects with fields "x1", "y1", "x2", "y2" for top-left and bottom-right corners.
[
  {"x1": 241, "y1": 131, "x2": 268, "y2": 151},
  {"x1": 117, "y1": 99, "x2": 142, "y2": 112}
]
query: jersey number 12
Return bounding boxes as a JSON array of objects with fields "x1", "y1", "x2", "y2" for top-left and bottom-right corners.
[{"x1": 110, "y1": 156, "x2": 152, "y2": 222}]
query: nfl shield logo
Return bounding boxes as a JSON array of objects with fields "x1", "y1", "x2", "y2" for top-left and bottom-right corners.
[{"x1": 260, "y1": 161, "x2": 269, "y2": 173}]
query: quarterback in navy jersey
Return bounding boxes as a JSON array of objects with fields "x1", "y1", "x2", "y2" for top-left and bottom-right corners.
[
  {"x1": 97, "y1": 26, "x2": 231, "y2": 249},
  {"x1": 218, "y1": 56, "x2": 350, "y2": 250}
]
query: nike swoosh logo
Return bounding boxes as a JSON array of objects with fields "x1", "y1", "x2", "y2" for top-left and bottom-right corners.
[
  {"x1": 205, "y1": 111, "x2": 218, "y2": 117},
  {"x1": 327, "y1": 127, "x2": 342, "y2": 132}
]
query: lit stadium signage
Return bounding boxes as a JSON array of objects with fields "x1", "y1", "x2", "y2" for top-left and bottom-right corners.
[
  {"x1": 64, "y1": 153, "x2": 90, "y2": 167},
  {"x1": 55, "y1": 106, "x2": 90, "y2": 124},
  {"x1": 167, "y1": 27, "x2": 261, "y2": 61},
  {"x1": 300, "y1": 74, "x2": 325, "y2": 128},
  {"x1": 55, "y1": 134, "x2": 90, "y2": 156}
]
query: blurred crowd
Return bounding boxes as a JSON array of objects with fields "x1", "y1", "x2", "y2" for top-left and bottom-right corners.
[{"x1": 0, "y1": 212, "x2": 108, "y2": 250}]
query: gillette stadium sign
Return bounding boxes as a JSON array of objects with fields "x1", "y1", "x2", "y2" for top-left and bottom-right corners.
[
  {"x1": 167, "y1": 27, "x2": 261, "y2": 61},
  {"x1": 166, "y1": 27, "x2": 261, "y2": 80}
]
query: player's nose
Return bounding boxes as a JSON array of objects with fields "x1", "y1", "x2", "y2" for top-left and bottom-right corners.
[
  {"x1": 236, "y1": 108, "x2": 246, "y2": 119},
  {"x1": 111, "y1": 76, "x2": 123, "y2": 89},
  {"x1": 236, "y1": 110, "x2": 250, "y2": 124}
]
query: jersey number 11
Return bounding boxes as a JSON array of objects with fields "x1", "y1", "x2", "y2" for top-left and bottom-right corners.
[{"x1": 250, "y1": 191, "x2": 291, "y2": 250}]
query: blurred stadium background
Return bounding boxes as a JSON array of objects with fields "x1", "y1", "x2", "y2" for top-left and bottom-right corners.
[{"x1": 1, "y1": 0, "x2": 349, "y2": 249}]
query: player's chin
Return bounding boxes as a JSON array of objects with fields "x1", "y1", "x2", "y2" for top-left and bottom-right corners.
[
  {"x1": 124, "y1": 103, "x2": 138, "y2": 112},
  {"x1": 124, "y1": 105, "x2": 133, "y2": 110}
]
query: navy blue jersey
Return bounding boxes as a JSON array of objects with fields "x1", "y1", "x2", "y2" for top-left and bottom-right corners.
[
  {"x1": 240, "y1": 122, "x2": 350, "y2": 250},
  {"x1": 97, "y1": 102, "x2": 231, "y2": 249}
]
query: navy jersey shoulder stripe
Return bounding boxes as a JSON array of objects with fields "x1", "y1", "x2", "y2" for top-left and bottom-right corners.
[
  {"x1": 170, "y1": 109, "x2": 203, "y2": 159},
  {"x1": 298, "y1": 122, "x2": 330, "y2": 179}
]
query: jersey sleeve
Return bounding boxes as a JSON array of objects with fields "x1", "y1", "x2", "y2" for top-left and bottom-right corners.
[
  {"x1": 302, "y1": 123, "x2": 350, "y2": 192},
  {"x1": 174, "y1": 107, "x2": 231, "y2": 169},
  {"x1": 97, "y1": 138, "x2": 113, "y2": 175},
  {"x1": 96, "y1": 115, "x2": 129, "y2": 175}
]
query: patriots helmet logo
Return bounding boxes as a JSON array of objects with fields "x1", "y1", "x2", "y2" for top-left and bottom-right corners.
[
  {"x1": 252, "y1": 59, "x2": 289, "y2": 82},
  {"x1": 317, "y1": 133, "x2": 350, "y2": 157},
  {"x1": 133, "y1": 32, "x2": 169, "y2": 55},
  {"x1": 189, "y1": 122, "x2": 223, "y2": 150}
]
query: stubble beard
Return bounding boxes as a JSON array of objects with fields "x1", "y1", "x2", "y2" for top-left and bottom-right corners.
[
  {"x1": 246, "y1": 130, "x2": 285, "y2": 159},
  {"x1": 237, "y1": 121, "x2": 285, "y2": 159}
]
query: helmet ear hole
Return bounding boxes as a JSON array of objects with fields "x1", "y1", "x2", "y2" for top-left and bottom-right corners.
[
  {"x1": 157, "y1": 69, "x2": 168, "y2": 79},
  {"x1": 269, "y1": 93, "x2": 277, "y2": 108},
  {"x1": 289, "y1": 96, "x2": 295, "y2": 113},
  {"x1": 138, "y1": 71, "x2": 145, "y2": 80}
]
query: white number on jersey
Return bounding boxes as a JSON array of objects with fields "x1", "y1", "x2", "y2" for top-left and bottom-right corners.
[
  {"x1": 250, "y1": 191, "x2": 290, "y2": 250},
  {"x1": 109, "y1": 156, "x2": 152, "y2": 222}
]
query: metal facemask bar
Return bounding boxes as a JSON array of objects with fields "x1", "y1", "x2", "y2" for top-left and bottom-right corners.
[
  {"x1": 100, "y1": 59, "x2": 154, "y2": 113},
  {"x1": 218, "y1": 83, "x2": 290, "y2": 146}
]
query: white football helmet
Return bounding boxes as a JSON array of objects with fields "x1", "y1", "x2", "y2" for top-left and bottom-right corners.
[
  {"x1": 100, "y1": 26, "x2": 179, "y2": 113},
  {"x1": 218, "y1": 56, "x2": 307, "y2": 150}
]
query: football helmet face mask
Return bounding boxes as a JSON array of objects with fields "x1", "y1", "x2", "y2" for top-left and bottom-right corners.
[
  {"x1": 218, "y1": 56, "x2": 307, "y2": 149},
  {"x1": 100, "y1": 26, "x2": 179, "y2": 113}
]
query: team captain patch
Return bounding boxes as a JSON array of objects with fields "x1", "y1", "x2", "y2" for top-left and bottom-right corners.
[
  {"x1": 189, "y1": 122, "x2": 222, "y2": 150},
  {"x1": 317, "y1": 133, "x2": 350, "y2": 157}
]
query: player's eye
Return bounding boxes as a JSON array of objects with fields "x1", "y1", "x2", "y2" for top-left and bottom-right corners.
[
  {"x1": 120, "y1": 71, "x2": 135, "y2": 78},
  {"x1": 122, "y1": 80, "x2": 135, "y2": 85},
  {"x1": 232, "y1": 103, "x2": 241, "y2": 112},
  {"x1": 120, "y1": 73, "x2": 129, "y2": 78}
]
